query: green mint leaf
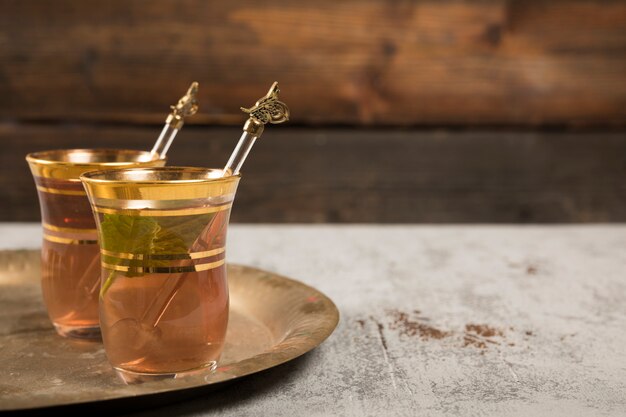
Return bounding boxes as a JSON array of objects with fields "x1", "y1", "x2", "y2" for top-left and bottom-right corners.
[{"x1": 98, "y1": 212, "x2": 217, "y2": 295}]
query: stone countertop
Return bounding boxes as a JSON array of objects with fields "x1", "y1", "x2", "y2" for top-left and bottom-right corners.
[{"x1": 1, "y1": 224, "x2": 625, "y2": 417}]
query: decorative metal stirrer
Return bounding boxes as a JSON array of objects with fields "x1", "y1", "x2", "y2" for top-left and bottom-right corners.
[
  {"x1": 150, "y1": 82, "x2": 200, "y2": 158},
  {"x1": 223, "y1": 81, "x2": 290, "y2": 175}
]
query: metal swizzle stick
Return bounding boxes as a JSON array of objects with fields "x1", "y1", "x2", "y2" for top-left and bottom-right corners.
[
  {"x1": 223, "y1": 82, "x2": 290, "y2": 175},
  {"x1": 150, "y1": 82, "x2": 200, "y2": 158},
  {"x1": 143, "y1": 83, "x2": 290, "y2": 327}
]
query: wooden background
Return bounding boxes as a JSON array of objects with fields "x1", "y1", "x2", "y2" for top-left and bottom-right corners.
[{"x1": 1, "y1": 0, "x2": 625, "y2": 222}]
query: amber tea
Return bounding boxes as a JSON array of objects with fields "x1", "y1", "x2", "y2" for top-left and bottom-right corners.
[{"x1": 37, "y1": 176, "x2": 101, "y2": 335}]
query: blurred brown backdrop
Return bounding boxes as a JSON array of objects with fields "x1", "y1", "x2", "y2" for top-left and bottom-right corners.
[{"x1": 1, "y1": 0, "x2": 625, "y2": 222}]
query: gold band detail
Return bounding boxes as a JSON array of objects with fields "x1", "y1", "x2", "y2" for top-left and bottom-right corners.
[
  {"x1": 43, "y1": 222, "x2": 97, "y2": 234},
  {"x1": 93, "y1": 203, "x2": 232, "y2": 217},
  {"x1": 101, "y1": 259, "x2": 225, "y2": 274},
  {"x1": 100, "y1": 247, "x2": 225, "y2": 261},
  {"x1": 43, "y1": 234, "x2": 98, "y2": 245},
  {"x1": 36, "y1": 185, "x2": 86, "y2": 196}
]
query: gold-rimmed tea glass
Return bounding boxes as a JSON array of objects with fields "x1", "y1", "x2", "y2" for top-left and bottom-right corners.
[
  {"x1": 26, "y1": 149, "x2": 165, "y2": 339},
  {"x1": 80, "y1": 167, "x2": 240, "y2": 383}
]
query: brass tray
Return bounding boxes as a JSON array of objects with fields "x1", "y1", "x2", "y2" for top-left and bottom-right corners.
[{"x1": 0, "y1": 250, "x2": 339, "y2": 413}]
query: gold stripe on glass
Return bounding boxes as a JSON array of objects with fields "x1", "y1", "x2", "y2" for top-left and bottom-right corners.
[
  {"x1": 36, "y1": 185, "x2": 86, "y2": 196},
  {"x1": 43, "y1": 234, "x2": 98, "y2": 245},
  {"x1": 101, "y1": 259, "x2": 225, "y2": 274},
  {"x1": 93, "y1": 203, "x2": 232, "y2": 217},
  {"x1": 100, "y1": 247, "x2": 225, "y2": 261},
  {"x1": 43, "y1": 222, "x2": 97, "y2": 234}
]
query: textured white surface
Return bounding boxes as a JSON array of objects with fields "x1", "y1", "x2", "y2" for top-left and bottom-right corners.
[{"x1": 1, "y1": 224, "x2": 625, "y2": 416}]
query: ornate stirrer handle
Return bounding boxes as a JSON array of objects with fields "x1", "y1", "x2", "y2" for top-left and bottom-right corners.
[
  {"x1": 223, "y1": 82, "x2": 290, "y2": 175},
  {"x1": 150, "y1": 82, "x2": 199, "y2": 158}
]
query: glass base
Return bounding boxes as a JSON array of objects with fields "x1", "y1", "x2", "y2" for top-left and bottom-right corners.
[
  {"x1": 53, "y1": 323, "x2": 101, "y2": 339},
  {"x1": 114, "y1": 361, "x2": 218, "y2": 384}
]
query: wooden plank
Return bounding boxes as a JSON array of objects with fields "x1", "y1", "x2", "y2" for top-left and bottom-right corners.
[
  {"x1": 0, "y1": 1, "x2": 625, "y2": 126},
  {"x1": 3, "y1": 123, "x2": 625, "y2": 222}
]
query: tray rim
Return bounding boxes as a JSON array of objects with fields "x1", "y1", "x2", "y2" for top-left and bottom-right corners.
[{"x1": 0, "y1": 250, "x2": 340, "y2": 412}]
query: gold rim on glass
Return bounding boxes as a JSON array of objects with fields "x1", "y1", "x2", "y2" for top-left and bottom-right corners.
[
  {"x1": 80, "y1": 167, "x2": 241, "y2": 202},
  {"x1": 26, "y1": 149, "x2": 166, "y2": 180}
]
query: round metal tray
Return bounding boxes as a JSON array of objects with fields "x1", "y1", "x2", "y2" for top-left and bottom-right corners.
[{"x1": 0, "y1": 250, "x2": 339, "y2": 413}]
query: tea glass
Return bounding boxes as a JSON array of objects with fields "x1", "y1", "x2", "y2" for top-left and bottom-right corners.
[
  {"x1": 80, "y1": 167, "x2": 239, "y2": 383},
  {"x1": 26, "y1": 149, "x2": 165, "y2": 338}
]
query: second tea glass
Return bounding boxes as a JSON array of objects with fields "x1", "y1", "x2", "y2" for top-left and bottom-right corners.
[
  {"x1": 26, "y1": 149, "x2": 165, "y2": 338},
  {"x1": 81, "y1": 167, "x2": 240, "y2": 383}
]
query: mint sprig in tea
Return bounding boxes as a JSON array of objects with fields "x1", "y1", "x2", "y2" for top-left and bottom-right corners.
[{"x1": 99, "y1": 213, "x2": 211, "y2": 291}]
